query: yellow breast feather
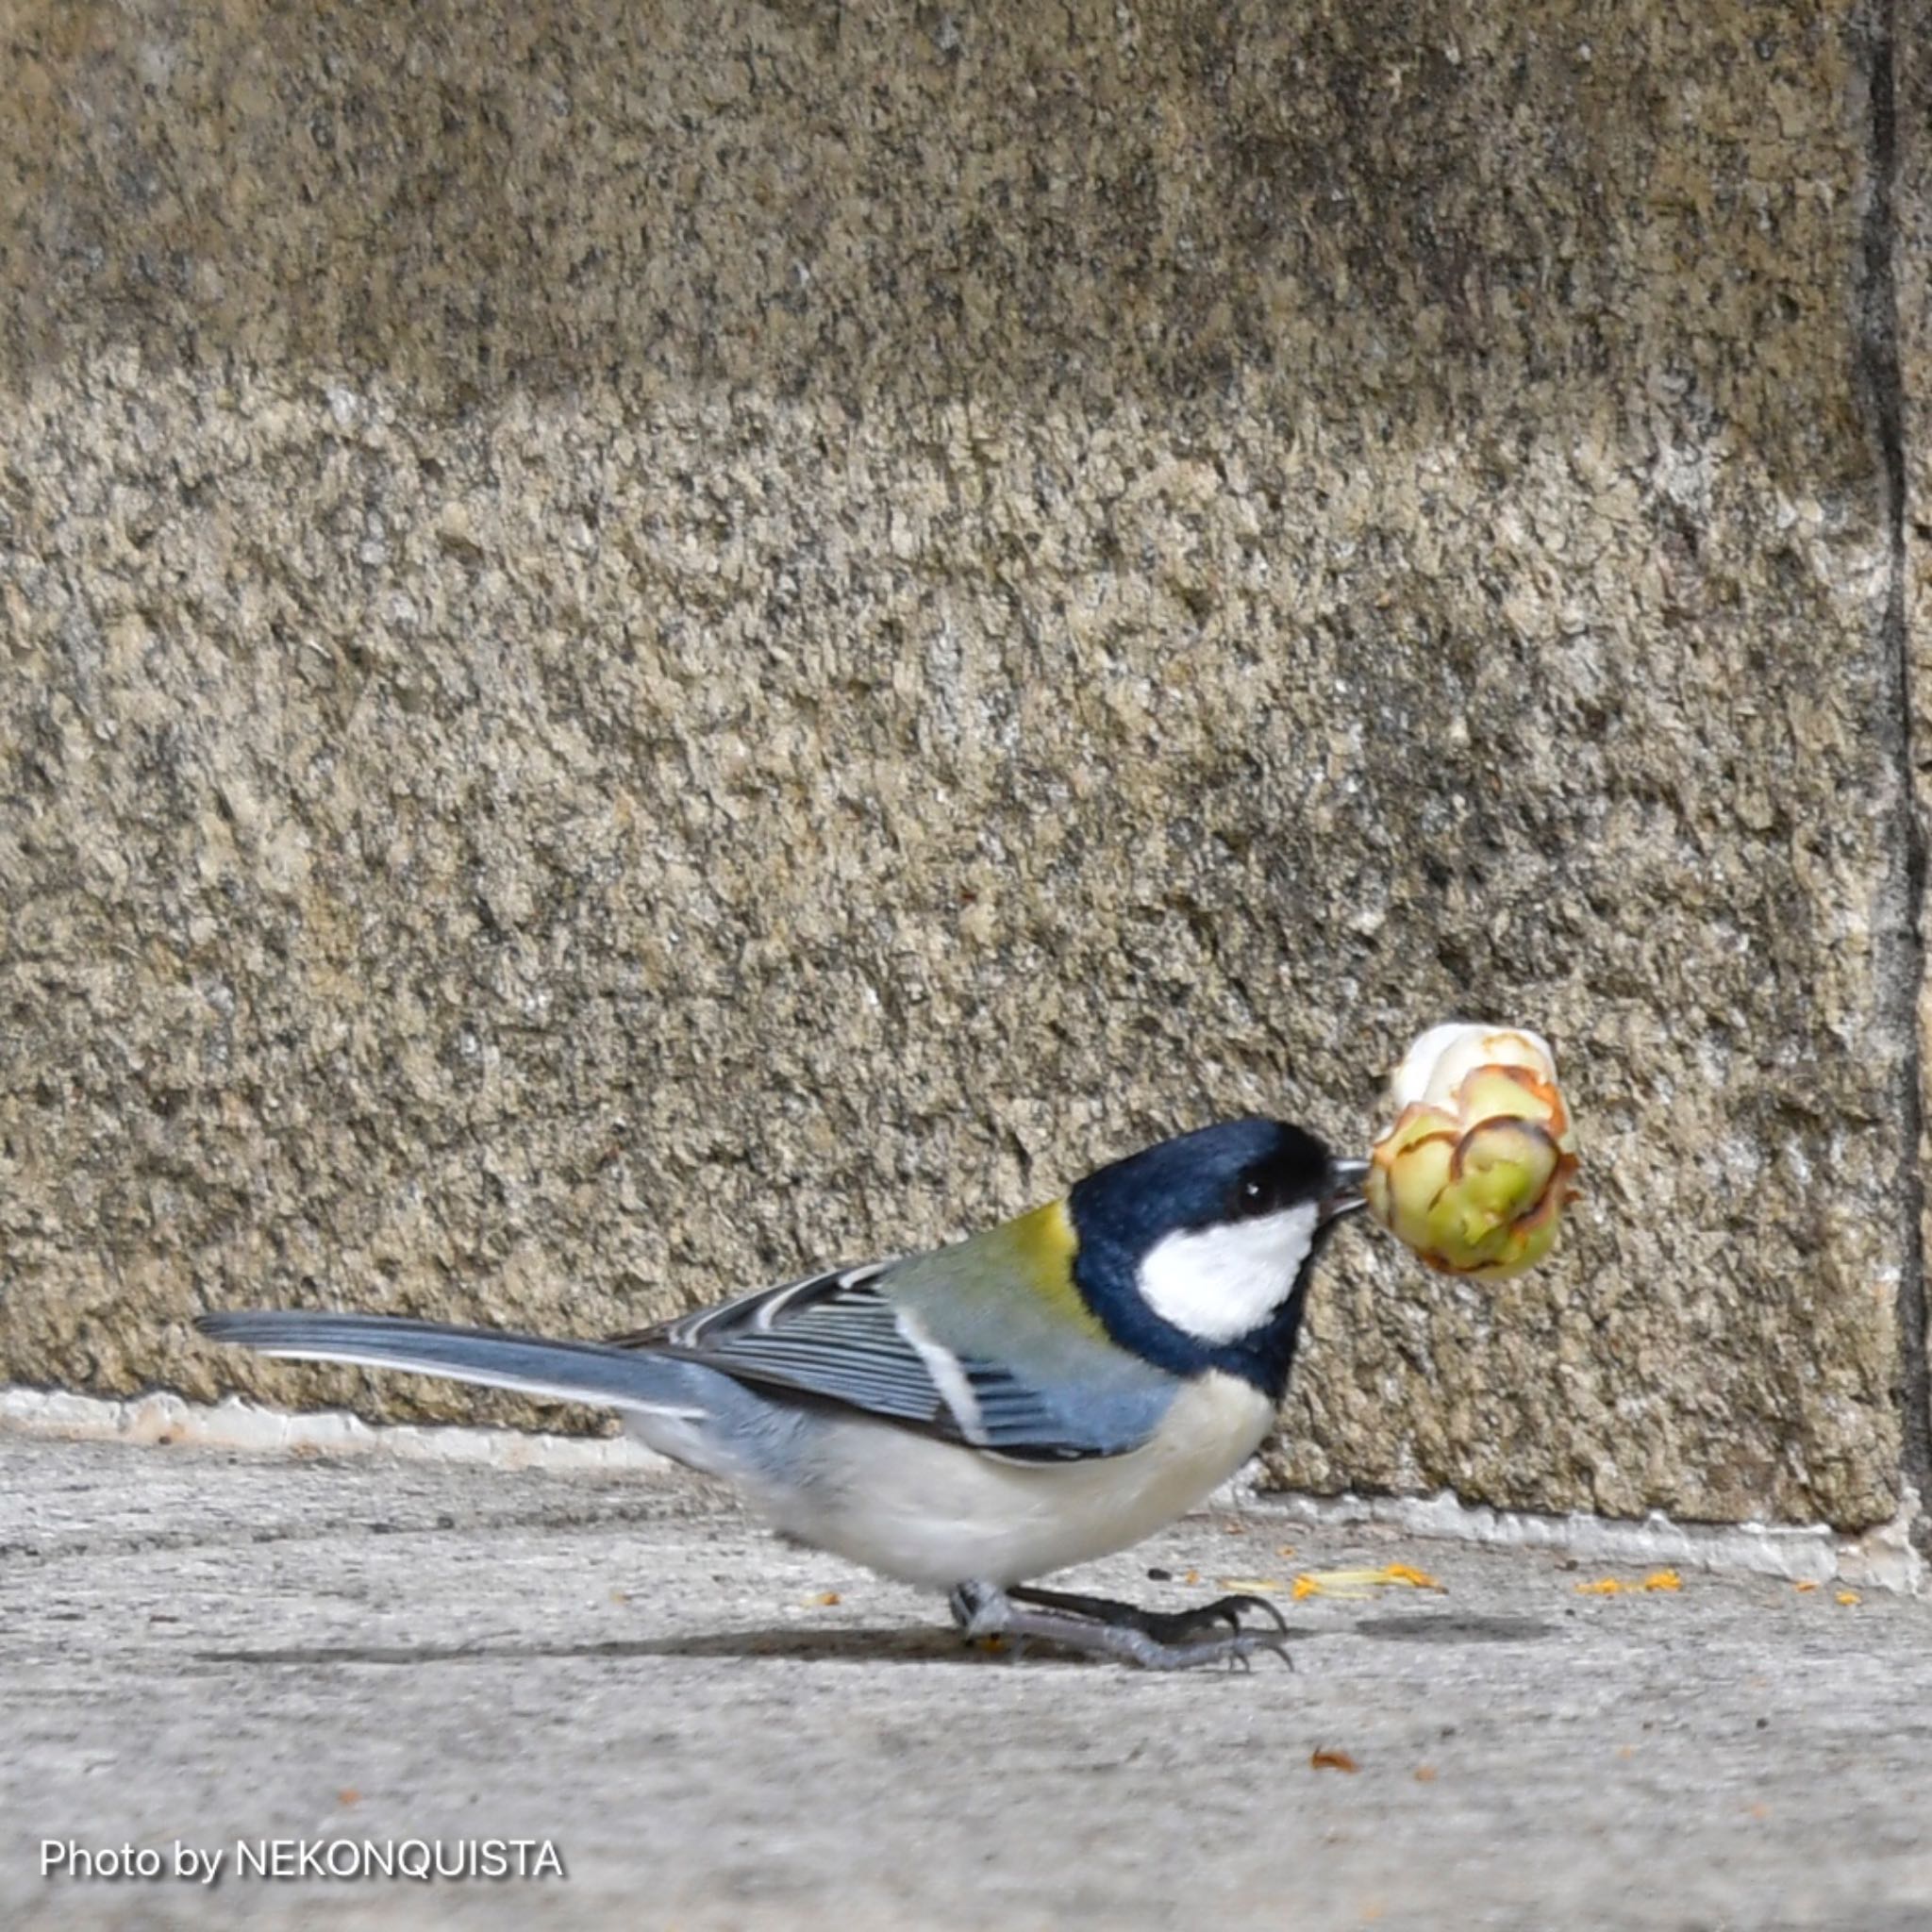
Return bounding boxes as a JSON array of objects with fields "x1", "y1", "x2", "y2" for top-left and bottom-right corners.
[{"x1": 991, "y1": 1198, "x2": 1105, "y2": 1337}]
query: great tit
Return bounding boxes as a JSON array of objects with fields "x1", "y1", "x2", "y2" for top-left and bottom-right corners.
[{"x1": 200, "y1": 1118, "x2": 1367, "y2": 1670}]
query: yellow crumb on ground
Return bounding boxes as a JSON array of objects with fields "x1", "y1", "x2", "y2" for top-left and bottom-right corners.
[
  {"x1": 1383, "y1": 1563, "x2": 1443, "y2": 1591},
  {"x1": 1288, "y1": 1565, "x2": 1446, "y2": 1601},
  {"x1": 1574, "y1": 1571, "x2": 1683, "y2": 1596}
]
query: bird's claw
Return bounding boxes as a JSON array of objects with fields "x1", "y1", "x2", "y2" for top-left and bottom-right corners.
[
  {"x1": 949, "y1": 1581, "x2": 1296, "y2": 1673},
  {"x1": 1134, "y1": 1591, "x2": 1291, "y2": 1644}
]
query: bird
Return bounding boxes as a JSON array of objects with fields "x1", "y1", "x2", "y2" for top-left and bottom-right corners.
[{"x1": 199, "y1": 1117, "x2": 1368, "y2": 1670}]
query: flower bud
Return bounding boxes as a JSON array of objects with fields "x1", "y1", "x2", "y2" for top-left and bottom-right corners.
[{"x1": 1366, "y1": 1024, "x2": 1578, "y2": 1278}]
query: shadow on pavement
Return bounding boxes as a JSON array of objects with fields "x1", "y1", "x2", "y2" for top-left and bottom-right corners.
[
  {"x1": 191, "y1": 1609, "x2": 1551, "y2": 1671},
  {"x1": 1349, "y1": 1613, "x2": 1554, "y2": 1643}
]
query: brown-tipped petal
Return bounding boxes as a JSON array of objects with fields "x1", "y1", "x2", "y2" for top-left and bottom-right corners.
[{"x1": 1367, "y1": 1024, "x2": 1578, "y2": 1279}]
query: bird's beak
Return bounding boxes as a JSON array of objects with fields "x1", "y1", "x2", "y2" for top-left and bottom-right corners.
[{"x1": 1321, "y1": 1157, "x2": 1371, "y2": 1224}]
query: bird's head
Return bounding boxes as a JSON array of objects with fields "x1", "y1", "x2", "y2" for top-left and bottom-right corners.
[{"x1": 1066, "y1": 1118, "x2": 1366, "y2": 1391}]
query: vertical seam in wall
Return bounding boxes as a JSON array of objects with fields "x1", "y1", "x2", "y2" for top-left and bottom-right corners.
[{"x1": 1857, "y1": 0, "x2": 1932, "y2": 1544}]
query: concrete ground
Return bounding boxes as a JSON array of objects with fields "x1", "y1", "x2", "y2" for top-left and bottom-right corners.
[{"x1": 3, "y1": 1437, "x2": 1930, "y2": 1931}]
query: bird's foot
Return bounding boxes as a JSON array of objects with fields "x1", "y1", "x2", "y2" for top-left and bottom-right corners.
[
  {"x1": 1008, "y1": 1581, "x2": 1291, "y2": 1646},
  {"x1": 947, "y1": 1581, "x2": 1292, "y2": 1673}
]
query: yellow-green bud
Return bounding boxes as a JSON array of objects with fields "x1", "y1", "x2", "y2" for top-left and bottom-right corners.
[{"x1": 1366, "y1": 1024, "x2": 1578, "y2": 1278}]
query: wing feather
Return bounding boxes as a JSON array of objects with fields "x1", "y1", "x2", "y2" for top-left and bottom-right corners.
[{"x1": 606, "y1": 1255, "x2": 1165, "y2": 1459}]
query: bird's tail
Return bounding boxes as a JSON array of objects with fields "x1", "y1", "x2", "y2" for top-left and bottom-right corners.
[{"x1": 194, "y1": 1310, "x2": 710, "y2": 1420}]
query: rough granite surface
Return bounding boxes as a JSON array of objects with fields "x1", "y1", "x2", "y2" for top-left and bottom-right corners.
[
  {"x1": 1898, "y1": 6, "x2": 1932, "y2": 1515},
  {"x1": 0, "y1": 1, "x2": 1918, "y2": 1528}
]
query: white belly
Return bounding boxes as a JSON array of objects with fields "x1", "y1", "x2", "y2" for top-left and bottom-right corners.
[{"x1": 741, "y1": 1372, "x2": 1276, "y2": 1591}]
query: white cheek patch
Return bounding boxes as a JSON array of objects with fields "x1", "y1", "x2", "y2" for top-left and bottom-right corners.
[{"x1": 1137, "y1": 1203, "x2": 1319, "y2": 1344}]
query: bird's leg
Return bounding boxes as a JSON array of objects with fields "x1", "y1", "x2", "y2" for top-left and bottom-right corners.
[
  {"x1": 1008, "y1": 1581, "x2": 1291, "y2": 1645},
  {"x1": 947, "y1": 1580, "x2": 1291, "y2": 1673}
]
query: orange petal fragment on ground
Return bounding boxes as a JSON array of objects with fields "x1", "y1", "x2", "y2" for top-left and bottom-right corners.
[
  {"x1": 1310, "y1": 1749, "x2": 1359, "y2": 1774},
  {"x1": 1574, "y1": 1578, "x2": 1625, "y2": 1595},
  {"x1": 1793, "y1": 1581, "x2": 1819, "y2": 1593},
  {"x1": 1641, "y1": 1570, "x2": 1682, "y2": 1591},
  {"x1": 1282, "y1": 1565, "x2": 1449, "y2": 1603},
  {"x1": 1381, "y1": 1563, "x2": 1443, "y2": 1591},
  {"x1": 1837, "y1": 1591, "x2": 1862, "y2": 1607}
]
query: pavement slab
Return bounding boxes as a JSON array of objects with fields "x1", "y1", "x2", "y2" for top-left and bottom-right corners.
[{"x1": 3, "y1": 1436, "x2": 1930, "y2": 1930}]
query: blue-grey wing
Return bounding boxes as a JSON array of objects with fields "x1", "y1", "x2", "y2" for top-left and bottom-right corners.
[{"x1": 607, "y1": 1260, "x2": 1173, "y2": 1460}]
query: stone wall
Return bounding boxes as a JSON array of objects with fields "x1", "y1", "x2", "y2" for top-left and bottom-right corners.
[{"x1": 2, "y1": 0, "x2": 1923, "y2": 1531}]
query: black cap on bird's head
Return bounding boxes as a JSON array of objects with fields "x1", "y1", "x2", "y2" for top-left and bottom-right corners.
[{"x1": 1066, "y1": 1119, "x2": 1366, "y2": 1394}]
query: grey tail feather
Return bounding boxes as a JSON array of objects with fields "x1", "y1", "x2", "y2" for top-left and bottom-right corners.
[{"x1": 194, "y1": 1310, "x2": 708, "y2": 1419}]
